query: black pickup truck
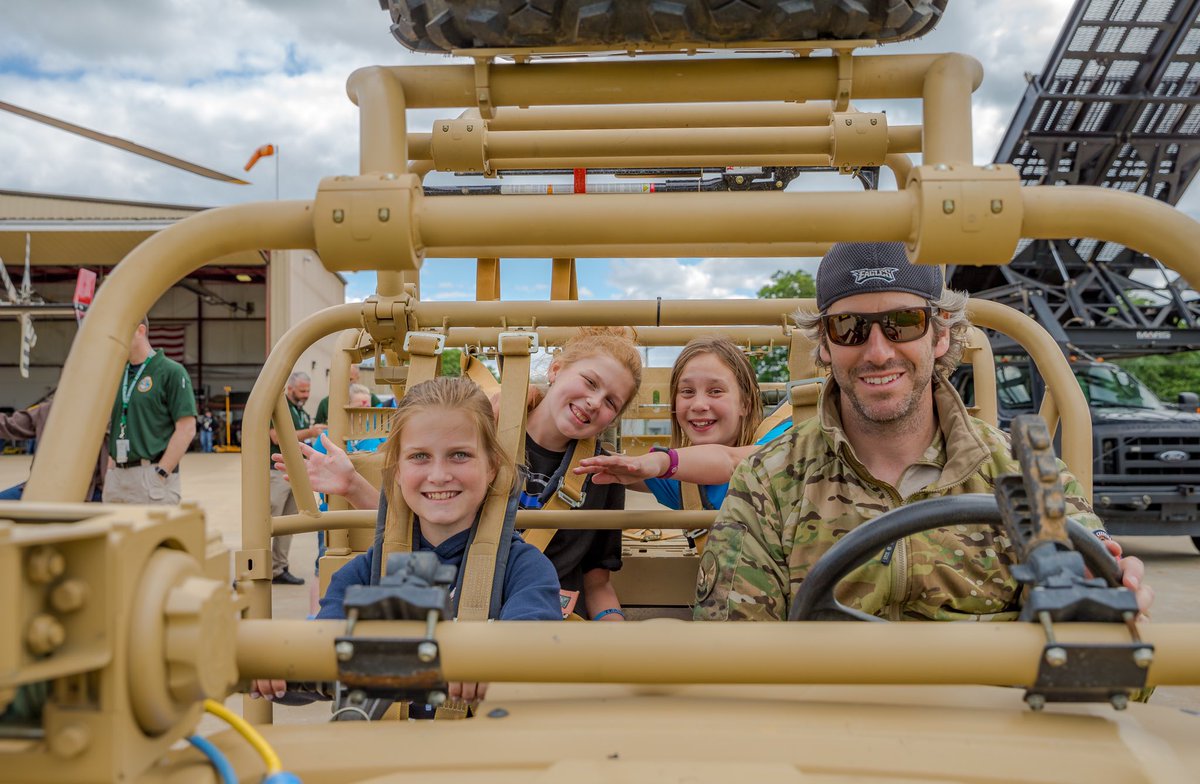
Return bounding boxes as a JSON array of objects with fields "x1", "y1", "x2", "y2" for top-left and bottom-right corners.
[{"x1": 953, "y1": 359, "x2": 1200, "y2": 552}]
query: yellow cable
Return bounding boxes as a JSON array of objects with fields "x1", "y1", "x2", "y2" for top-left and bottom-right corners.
[{"x1": 203, "y1": 698, "x2": 283, "y2": 776}]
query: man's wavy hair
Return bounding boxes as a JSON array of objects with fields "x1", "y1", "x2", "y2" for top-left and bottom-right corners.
[{"x1": 792, "y1": 288, "x2": 971, "y2": 379}]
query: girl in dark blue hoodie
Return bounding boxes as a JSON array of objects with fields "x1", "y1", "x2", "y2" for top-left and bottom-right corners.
[{"x1": 252, "y1": 376, "x2": 561, "y2": 708}]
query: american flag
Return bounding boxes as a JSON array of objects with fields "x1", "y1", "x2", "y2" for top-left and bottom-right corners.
[{"x1": 149, "y1": 323, "x2": 188, "y2": 363}]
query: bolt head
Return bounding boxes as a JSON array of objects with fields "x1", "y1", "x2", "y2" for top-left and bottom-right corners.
[
  {"x1": 983, "y1": 163, "x2": 997, "y2": 171},
  {"x1": 870, "y1": 117, "x2": 878, "y2": 126},
  {"x1": 942, "y1": 199, "x2": 956, "y2": 215},
  {"x1": 1133, "y1": 648, "x2": 1154, "y2": 669},
  {"x1": 417, "y1": 641, "x2": 438, "y2": 663},
  {"x1": 1110, "y1": 693, "x2": 1129, "y2": 711},
  {"x1": 50, "y1": 580, "x2": 87, "y2": 614},
  {"x1": 428, "y1": 690, "x2": 447, "y2": 706},
  {"x1": 1044, "y1": 646, "x2": 1068, "y2": 667},
  {"x1": 735, "y1": 175, "x2": 745, "y2": 184},
  {"x1": 845, "y1": 118, "x2": 852, "y2": 126},
  {"x1": 378, "y1": 207, "x2": 390, "y2": 222},
  {"x1": 335, "y1": 641, "x2": 355, "y2": 661},
  {"x1": 934, "y1": 163, "x2": 950, "y2": 171},
  {"x1": 26, "y1": 546, "x2": 65, "y2": 585},
  {"x1": 347, "y1": 689, "x2": 366, "y2": 705},
  {"x1": 990, "y1": 199, "x2": 1003, "y2": 214},
  {"x1": 49, "y1": 724, "x2": 90, "y2": 759},
  {"x1": 332, "y1": 209, "x2": 345, "y2": 224},
  {"x1": 26, "y1": 614, "x2": 66, "y2": 656},
  {"x1": 1025, "y1": 693, "x2": 1046, "y2": 711}
]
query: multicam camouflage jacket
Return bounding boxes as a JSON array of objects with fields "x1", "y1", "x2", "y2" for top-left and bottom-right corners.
[{"x1": 693, "y1": 379, "x2": 1103, "y2": 622}]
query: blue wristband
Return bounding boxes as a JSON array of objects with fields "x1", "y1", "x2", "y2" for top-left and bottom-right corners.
[{"x1": 592, "y1": 608, "x2": 626, "y2": 621}]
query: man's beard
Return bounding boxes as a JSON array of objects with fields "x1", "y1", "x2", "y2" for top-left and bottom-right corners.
[{"x1": 835, "y1": 358, "x2": 932, "y2": 432}]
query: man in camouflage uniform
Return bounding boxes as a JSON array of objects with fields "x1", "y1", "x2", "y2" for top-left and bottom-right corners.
[{"x1": 695, "y1": 242, "x2": 1152, "y2": 622}]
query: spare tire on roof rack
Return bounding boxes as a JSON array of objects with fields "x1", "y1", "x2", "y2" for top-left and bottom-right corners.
[{"x1": 378, "y1": 0, "x2": 949, "y2": 55}]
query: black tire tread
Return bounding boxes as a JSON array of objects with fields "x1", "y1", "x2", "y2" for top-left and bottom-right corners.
[{"x1": 380, "y1": 0, "x2": 947, "y2": 54}]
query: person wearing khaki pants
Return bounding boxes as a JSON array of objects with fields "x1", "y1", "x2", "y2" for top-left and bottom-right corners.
[
  {"x1": 103, "y1": 318, "x2": 196, "y2": 505},
  {"x1": 268, "y1": 370, "x2": 326, "y2": 585}
]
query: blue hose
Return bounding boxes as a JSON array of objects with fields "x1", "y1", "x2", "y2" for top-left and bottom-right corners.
[{"x1": 187, "y1": 735, "x2": 238, "y2": 784}]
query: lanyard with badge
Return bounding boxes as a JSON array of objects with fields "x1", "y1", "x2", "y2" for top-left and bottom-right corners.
[{"x1": 115, "y1": 359, "x2": 149, "y2": 463}]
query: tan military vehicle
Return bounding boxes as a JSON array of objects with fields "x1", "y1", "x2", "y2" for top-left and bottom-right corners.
[{"x1": 3, "y1": 1, "x2": 1200, "y2": 781}]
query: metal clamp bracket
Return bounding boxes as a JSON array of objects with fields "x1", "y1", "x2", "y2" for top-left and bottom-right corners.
[
  {"x1": 402, "y1": 331, "x2": 446, "y2": 356},
  {"x1": 430, "y1": 118, "x2": 490, "y2": 175},
  {"x1": 498, "y1": 330, "x2": 539, "y2": 355},
  {"x1": 473, "y1": 58, "x2": 495, "y2": 120},
  {"x1": 834, "y1": 50, "x2": 854, "y2": 112},
  {"x1": 1024, "y1": 611, "x2": 1153, "y2": 711},
  {"x1": 336, "y1": 552, "x2": 454, "y2": 704},
  {"x1": 906, "y1": 163, "x2": 1023, "y2": 266},
  {"x1": 830, "y1": 112, "x2": 888, "y2": 171},
  {"x1": 313, "y1": 173, "x2": 423, "y2": 273}
]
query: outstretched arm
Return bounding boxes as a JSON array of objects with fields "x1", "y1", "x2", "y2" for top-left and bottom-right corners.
[
  {"x1": 272, "y1": 433, "x2": 379, "y2": 510},
  {"x1": 576, "y1": 443, "x2": 758, "y2": 489}
]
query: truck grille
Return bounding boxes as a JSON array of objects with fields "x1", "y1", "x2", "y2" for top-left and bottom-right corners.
[{"x1": 1099, "y1": 433, "x2": 1200, "y2": 478}]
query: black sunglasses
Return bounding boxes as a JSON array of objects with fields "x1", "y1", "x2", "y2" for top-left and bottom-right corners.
[{"x1": 821, "y1": 307, "x2": 933, "y2": 347}]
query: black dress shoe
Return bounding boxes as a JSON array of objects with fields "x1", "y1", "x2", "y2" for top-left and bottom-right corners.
[{"x1": 272, "y1": 569, "x2": 305, "y2": 586}]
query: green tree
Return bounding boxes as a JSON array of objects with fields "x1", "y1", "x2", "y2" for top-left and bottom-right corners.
[
  {"x1": 440, "y1": 348, "x2": 462, "y2": 377},
  {"x1": 753, "y1": 268, "x2": 816, "y2": 382},
  {"x1": 1115, "y1": 352, "x2": 1200, "y2": 402}
]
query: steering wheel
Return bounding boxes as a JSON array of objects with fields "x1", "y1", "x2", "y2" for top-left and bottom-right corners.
[{"x1": 787, "y1": 494, "x2": 1123, "y2": 622}]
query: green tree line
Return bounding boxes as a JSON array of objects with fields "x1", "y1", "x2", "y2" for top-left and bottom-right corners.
[
  {"x1": 1116, "y1": 353, "x2": 1200, "y2": 401},
  {"x1": 752, "y1": 268, "x2": 815, "y2": 383}
]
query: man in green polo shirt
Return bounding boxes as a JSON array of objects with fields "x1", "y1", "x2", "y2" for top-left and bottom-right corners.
[
  {"x1": 269, "y1": 370, "x2": 327, "y2": 585},
  {"x1": 104, "y1": 318, "x2": 197, "y2": 505}
]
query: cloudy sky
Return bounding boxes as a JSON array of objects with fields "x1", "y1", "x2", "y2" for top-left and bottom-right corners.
[{"x1": 1, "y1": 0, "x2": 1078, "y2": 302}]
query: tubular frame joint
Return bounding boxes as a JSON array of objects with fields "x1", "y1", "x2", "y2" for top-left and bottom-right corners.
[
  {"x1": 906, "y1": 163, "x2": 1022, "y2": 266},
  {"x1": 313, "y1": 173, "x2": 424, "y2": 273},
  {"x1": 830, "y1": 112, "x2": 888, "y2": 171},
  {"x1": 431, "y1": 118, "x2": 490, "y2": 175}
]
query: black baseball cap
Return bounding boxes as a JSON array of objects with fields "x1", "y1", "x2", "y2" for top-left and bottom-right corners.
[{"x1": 816, "y1": 242, "x2": 942, "y2": 312}]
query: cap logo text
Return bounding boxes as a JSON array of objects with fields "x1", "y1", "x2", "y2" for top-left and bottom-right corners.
[{"x1": 850, "y1": 267, "x2": 899, "y2": 284}]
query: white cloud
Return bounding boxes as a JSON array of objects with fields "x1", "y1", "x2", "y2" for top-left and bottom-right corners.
[
  {"x1": 609, "y1": 258, "x2": 817, "y2": 300},
  {"x1": 423, "y1": 289, "x2": 472, "y2": 302},
  {"x1": 5, "y1": 0, "x2": 1156, "y2": 300},
  {"x1": 1, "y1": 1, "x2": 1082, "y2": 210},
  {"x1": 512, "y1": 283, "x2": 550, "y2": 294}
]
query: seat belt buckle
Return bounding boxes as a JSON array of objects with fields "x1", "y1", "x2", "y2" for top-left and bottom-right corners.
[
  {"x1": 786, "y1": 376, "x2": 825, "y2": 391},
  {"x1": 555, "y1": 487, "x2": 586, "y2": 509},
  {"x1": 403, "y1": 331, "x2": 446, "y2": 355},
  {"x1": 497, "y1": 331, "x2": 539, "y2": 354}
]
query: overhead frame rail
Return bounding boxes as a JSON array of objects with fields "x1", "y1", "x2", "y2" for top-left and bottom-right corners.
[{"x1": 951, "y1": 0, "x2": 1200, "y2": 356}]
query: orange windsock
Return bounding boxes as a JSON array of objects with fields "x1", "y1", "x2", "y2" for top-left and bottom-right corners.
[{"x1": 243, "y1": 144, "x2": 276, "y2": 172}]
